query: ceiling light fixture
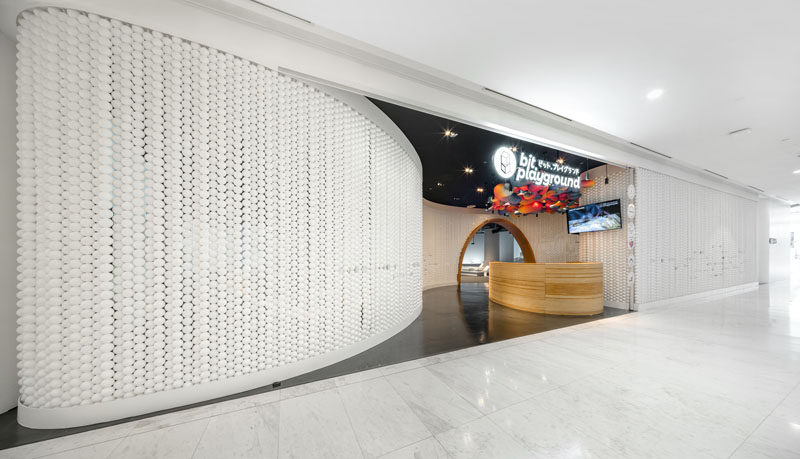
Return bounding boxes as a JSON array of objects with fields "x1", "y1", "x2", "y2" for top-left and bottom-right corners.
[
  {"x1": 646, "y1": 88, "x2": 664, "y2": 100},
  {"x1": 436, "y1": 182, "x2": 443, "y2": 186},
  {"x1": 443, "y1": 129, "x2": 458, "y2": 138},
  {"x1": 793, "y1": 169, "x2": 800, "y2": 174},
  {"x1": 510, "y1": 146, "x2": 518, "y2": 152},
  {"x1": 464, "y1": 167, "x2": 473, "y2": 174},
  {"x1": 476, "y1": 187, "x2": 484, "y2": 193},
  {"x1": 556, "y1": 157, "x2": 565, "y2": 165}
]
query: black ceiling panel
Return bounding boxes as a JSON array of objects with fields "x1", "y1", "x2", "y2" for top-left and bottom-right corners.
[{"x1": 369, "y1": 98, "x2": 605, "y2": 208}]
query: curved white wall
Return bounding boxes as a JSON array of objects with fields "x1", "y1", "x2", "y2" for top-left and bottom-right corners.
[
  {"x1": 0, "y1": 31, "x2": 18, "y2": 414},
  {"x1": 423, "y1": 200, "x2": 577, "y2": 290},
  {"x1": 16, "y1": 8, "x2": 421, "y2": 428}
]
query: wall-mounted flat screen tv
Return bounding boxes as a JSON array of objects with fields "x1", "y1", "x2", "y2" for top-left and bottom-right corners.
[{"x1": 566, "y1": 199, "x2": 622, "y2": 234}]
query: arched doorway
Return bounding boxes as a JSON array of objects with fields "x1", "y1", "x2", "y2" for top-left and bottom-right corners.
[{"x1": 457, "y1": 218, "x2": 535, "y2": 287}]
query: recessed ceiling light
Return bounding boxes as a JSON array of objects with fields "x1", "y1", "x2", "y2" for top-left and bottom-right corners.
[
  {"x1": 464, "y1": 167, "x2": 473, "y2": 174},
  {"x1": 793, "y1": 169, "x2": 800, "y2": 174},
  {"x1": 436, "y1": 182, "x2": 443, "y2": 186},
  {"x1": 476, "y1": 187, "x2": 484, "y2": 193},
  {"x1": 556, "y1": 157, "x2": 565, "y2": 164},
  {"x1": 443, "y1": 129, "x2": 458, "y2": 138},
  {"x1": 728, "y1": 127, "x2": 752, "y2": 136},
  {"x1": 646, "y1": 88, "x2": 664, "y2": 100}
]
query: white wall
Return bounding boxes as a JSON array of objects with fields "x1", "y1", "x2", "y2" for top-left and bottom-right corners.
[
  {"x1": 15, "y1": 9, "x2": 422, "y2": 428},
  {"x1": 459, "y1": 229, "x2": 515, "y2": 266},
  {"x1": 462, "y1": 232, "x2": 484, "y2": 265},
  {"x1": 757, "y1": 198, "x2": 771, "y2": 283},
  {"x1": 423, "y1": 200, "x2": 578, "y2": 290},
  {"x1": 635, "y1": 168, "x2": 758, "y2": 305},
  {"x1": 499, "y1": 232, "x2": 515, "y2": 262},
  {"x1": 767, "y1": 199, "x2": 792, "y2": 283},
  {"x1": 756, "y1": 196, "x2": 793, "y2": 285},
  {"x1": 484, "y1": 230, "x2": 499, "y2": 264},
  {"x1": 0, "y1": 31, "x2": 18, "y2": 413},
  {"x1": 792, "y1": 209, "x2": 800, "y2": 270}
]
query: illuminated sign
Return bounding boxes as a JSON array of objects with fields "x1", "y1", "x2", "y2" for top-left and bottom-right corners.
[
  {"x1": 492, "y1": 147, "x2": 517, "y2": 179},
  {"x1": 492, "y1": 147, "x2": 581, "y2": 189}
]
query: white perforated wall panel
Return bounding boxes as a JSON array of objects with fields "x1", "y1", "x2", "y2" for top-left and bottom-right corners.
[
  {"x1": 16, "y1": 8, "x2": 421, "y2": 425},
  {"x1": 578, "y1": 168, "x2": 632, "y2": 307},
  {"x1": 634, "y1": 168, "x2": 756, "y2": 304}
]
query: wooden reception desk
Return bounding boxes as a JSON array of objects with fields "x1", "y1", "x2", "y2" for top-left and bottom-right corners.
[{"x1": 488, "y1": 262, "x2": 604, "y2": 315}]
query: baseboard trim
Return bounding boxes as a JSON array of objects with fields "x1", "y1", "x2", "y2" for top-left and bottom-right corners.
[
  {"x1": 423, "y1": 281, "x2": 458, "y2": 291},
  {"x1": 18, "y1": 304, "x2": 422, "y2": 429},
  {"x1": 635, "y1": 282, "x2": 758, "y2": 311},
  {"x1": 604, "y1": 301, "x2": 629, "y2": 310}
]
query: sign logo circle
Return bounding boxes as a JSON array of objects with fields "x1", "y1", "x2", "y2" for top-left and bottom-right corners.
[{"x1": 493, "y1": 147, "x2": 517, "y2": 179}]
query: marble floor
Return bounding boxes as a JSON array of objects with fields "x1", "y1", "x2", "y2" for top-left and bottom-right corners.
[
  {"x1": 2, "y1": 280, "x2": 799, "y2": 458},
  {"x1": 0, "y1": 284, "x2": 626, "y2": 450}
]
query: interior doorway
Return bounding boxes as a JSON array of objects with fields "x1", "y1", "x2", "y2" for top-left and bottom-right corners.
[{"x1": 457, "y1": 218, "x2": 535, "y2": 287}]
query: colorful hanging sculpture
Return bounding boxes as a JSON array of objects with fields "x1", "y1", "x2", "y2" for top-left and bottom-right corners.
[{"x1": 487, "y1": 175, "x2": 594, "y2": 216}]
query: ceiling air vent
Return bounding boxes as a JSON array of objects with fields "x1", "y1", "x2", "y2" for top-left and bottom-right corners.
[
  {"x1": 248, "y1": 1, "x2": 312, "y2": 24},
  {"x1": 483, "y1": 88, "x2": 573, "y2": 122},
  {"x1": 727, "y1": 127, "x2": 752, "y2": 136},
  {"x1": 629, "y1": 142, "x2": 672, "y2": 159},
  {"x1": 703, "y1": 169, "x2": 728, "y2": 180}
]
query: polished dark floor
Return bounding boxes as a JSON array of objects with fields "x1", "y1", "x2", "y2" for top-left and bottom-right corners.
[
  {"x1": 288, "y1": 283, "x2": 628, "y2": 383},
  {"x1": 0, "y1": 283, "x2": 628, "y2": 450}
]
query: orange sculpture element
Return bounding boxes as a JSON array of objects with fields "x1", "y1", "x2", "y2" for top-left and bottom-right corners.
[{"x1": 494, "y1": 183, "x2": 512, "y2": 199}]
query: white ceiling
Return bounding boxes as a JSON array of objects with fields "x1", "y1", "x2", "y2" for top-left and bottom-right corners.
[{"x1": 263, "y1": 0, "x2": 800, "y2": 204}]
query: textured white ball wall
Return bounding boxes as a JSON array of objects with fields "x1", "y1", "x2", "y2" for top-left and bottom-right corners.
[
  {"x1": 16, "y1": 7, "x2": 421, "y2": 420},
  {"x1": 634, "y1": 168, "x2": 757, "y2": 304},
  {"x1": 578, "y1": 167, "x2": 632, "y2": 307}
]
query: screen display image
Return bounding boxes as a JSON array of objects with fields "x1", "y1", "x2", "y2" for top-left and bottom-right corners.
[{"x1": 567, "y1": 199, "x2": 622, "y2": 234}]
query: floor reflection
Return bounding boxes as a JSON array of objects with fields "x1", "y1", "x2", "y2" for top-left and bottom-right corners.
[{"x1": 285, "y1": 283, "x2": 629, "y2": 386}]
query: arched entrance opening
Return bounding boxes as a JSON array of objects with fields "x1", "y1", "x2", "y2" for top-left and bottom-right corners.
[{"x1": 457, "y1": 218, "x2": 535, "y2": 287}]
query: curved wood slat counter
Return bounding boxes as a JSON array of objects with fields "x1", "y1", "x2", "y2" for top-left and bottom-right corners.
[{"x1": 488, "y1": 262, "x2": 604, "y2": 315}]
